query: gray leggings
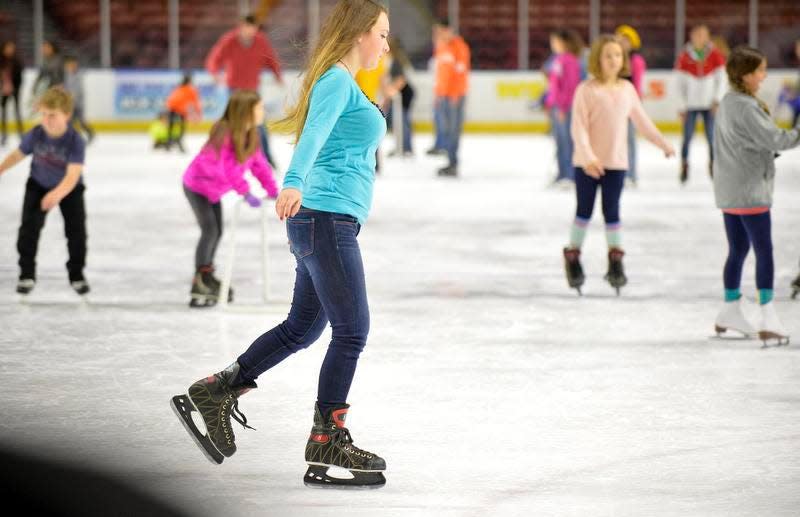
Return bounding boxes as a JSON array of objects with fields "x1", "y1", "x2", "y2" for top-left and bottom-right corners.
[{"x1": 184, "y1": 185, "x2": 223, "y2": 269}]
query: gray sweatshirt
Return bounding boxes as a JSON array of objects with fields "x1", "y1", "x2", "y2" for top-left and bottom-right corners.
[
  {"x1": 713, "y1": 91, "x2": 800, "y2": 209},
  {"x1": 63, "y1": 71, "x2": 84, "y2": 109}
]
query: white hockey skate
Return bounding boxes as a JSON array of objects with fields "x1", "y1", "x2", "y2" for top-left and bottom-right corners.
[
  {"x1": 714, "y1": 298, "x2": 757, "y2": 339},
  {"x1": 758, "y1": 302, "x2": 790, "y2": 347}
]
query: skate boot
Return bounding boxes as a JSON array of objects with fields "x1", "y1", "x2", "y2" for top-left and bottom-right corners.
[
  {"x1": 437, "y1": 165, "x2": 458, "y2": 177},
  {"x1": 189, "y1": 266, "x2": 218, "y2": 307},
  {"x1": 791, "y1": 271, "x2": 800, "y2": 300},
  {"x1": 16, "y1": 278, "x2": 35, "y2": 295},
  {"x1": 170, "y1": 362, "x2": 256, "y2": 464},
  {"x1": 714, "y1": 298, "x2": 756, "y2": 338},
  {"x1": 70, "y1": 276, "x2": 90, "y2": 295},
  {"x1": 680, "y1": 161, "x2": 688, "y2": 185},
  {"x1": 304, "y1": 403, "x2": 386, "y2": 489},
  {"x1": 604, "y1": 248, "x2": 627, "y2": 296},
  {"x1": 758, "y1": 302, "x2": 790, "y2": 347},
  {"x1": 208, "y1": 270, "x2": 234, "y2": 303},
  {"x1": 563, "y1": 247, "x2": 585, "y2": 295}
]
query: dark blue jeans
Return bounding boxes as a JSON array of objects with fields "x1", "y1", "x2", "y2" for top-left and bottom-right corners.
[
  {"x1": 442, "y1": 96, "x2": 465, "y2": 166},
  {"x1": 723, "y1": 211, "x2": 773, "y2": 290},
  {"x1": 257, "y1": 124, "x2": 274, "y2": 166},
  {"x1": 574, "y1": 167, "x2": 626, "y2": 224},
  {"x1": 433, "y1": 96, "x2": 447, "y2": 150},
  {"x1": 551, "y1": 110, "x2": 574, "y2": 181},
  {"x1": 236, "y1": 208, "x2": 369, "y2": 412},
  {"x1": 681, "y1": 109, "x2": 714, "y2": 162}
]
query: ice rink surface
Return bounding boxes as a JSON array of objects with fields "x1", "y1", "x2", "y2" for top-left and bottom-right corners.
[{"x1": 0, "y1": 131, "x2": 799, "y2": 516}]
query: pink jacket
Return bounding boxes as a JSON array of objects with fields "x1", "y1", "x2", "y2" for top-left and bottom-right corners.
[
  {"x1": 571, "y1": 79, "x2": 670, "y2": 170},
  {"x1": 545, "y1": 52, "x2": 582, "y2": 113},
  {"x1": 183, "y1": 138, "x2": 279, "y2": 203}
]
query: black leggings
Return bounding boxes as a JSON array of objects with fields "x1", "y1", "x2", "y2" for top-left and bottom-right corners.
[{"x1": 184, "y1": 185, "x2": 222, "y2": 269}]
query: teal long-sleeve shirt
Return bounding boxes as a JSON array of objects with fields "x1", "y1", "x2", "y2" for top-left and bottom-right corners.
[{"x1": 282, "y1": 66, "x2": 386, "y2": 225}]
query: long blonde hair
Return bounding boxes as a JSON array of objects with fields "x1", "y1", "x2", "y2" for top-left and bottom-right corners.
[
  {"x1": 207, "y1": 90, "x2": 261, "y2": 163},
  {"x1": 270, "y1": 0, "x2": 387, "y2": 143}
]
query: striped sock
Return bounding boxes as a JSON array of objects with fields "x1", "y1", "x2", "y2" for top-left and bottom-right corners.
[
  {"x1": 758, "y1": 289, "x2": 774, "y2": 305},
  {"x1": 724, "y1": 288, "x2": 741, "y2": 302},
  {"x1": 605, "y1": 222, "x2": 622, "y2": 249},
  {"x1": 569, "y1": 217, "x2": 590, "y2": 249}
]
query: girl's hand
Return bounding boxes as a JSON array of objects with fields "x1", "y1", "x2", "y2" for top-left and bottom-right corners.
[
  {"x1": 663, "y1": 142, "x2": 676, "y2": 158},
  {"x1": 584, "y1": 160, "x2": 604, "y2": 178},
  {"x1": 275, "y1": 188, "x2": 302, "y2": 221}
]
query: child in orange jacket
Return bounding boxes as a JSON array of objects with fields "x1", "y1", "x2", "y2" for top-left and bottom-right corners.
[{"x1": 165, "y1": 73, "x2": 202, "y2": 152}]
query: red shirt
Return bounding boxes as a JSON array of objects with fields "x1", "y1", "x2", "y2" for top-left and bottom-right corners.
[{"x1": 205, "y1": 29, "x2": 282, "y2": 91}]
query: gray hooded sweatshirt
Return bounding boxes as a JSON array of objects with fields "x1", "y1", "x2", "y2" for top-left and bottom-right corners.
[{"x1": 713, "y1": 91, "x2": 800, "y2": 209}]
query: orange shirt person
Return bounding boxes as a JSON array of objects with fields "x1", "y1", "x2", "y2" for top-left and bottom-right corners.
[
  {"x1": 432, "y1": 18, "x2": 470, "y2": 177},
  {"x1": 164, "y1": 73, "x2": 201, "y2": 152}
]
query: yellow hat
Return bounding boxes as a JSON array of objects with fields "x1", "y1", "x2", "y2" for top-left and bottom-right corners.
[{"x1": 615, "y1": 25, "x2": 641, "y2": 50}]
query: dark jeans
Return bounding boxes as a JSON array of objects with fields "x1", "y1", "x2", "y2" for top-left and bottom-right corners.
[
  {"x1": 433, "y1": 96, "x2": 447, "y2": 150},
  {"x1": 442, "y1": 96, "x2": 465, "y2": 166},
  {"x1": 681, "y1": 109, "x2": 714, "y2": 162},
  {"x1": 574, "y1": 167, "x2": 626, "y2": 224},
  {"x1": 236, "y1": 207, "x2": 369, "y2": 412},
  {"x1": 723, "y1": 211, "x2": 773, "y2": 290},
  {"x1": 184, "y1": 185, "x2": 222, "y2": 269},
  {"x1": 17, "y1": 178, "x2": 87, "y2": 281},
  {"x1": 1, "y1": 92, "x2": 23, "y2": 140},
  {"x1": 70, "y1": 106, "x2": 94, "y2": 141},
  {"x1": 167, "y1": 111, "x2": 186, "y2": 148},
  {"x1": 257, "y1": 124, "x2": 275, "y2": 167}
]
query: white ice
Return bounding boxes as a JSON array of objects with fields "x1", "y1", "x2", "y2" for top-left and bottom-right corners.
[{"x1": 1, "y1": 131, "x2": 799, "y2": 516}]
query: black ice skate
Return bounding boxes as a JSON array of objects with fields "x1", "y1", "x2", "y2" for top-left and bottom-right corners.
[
  {"x1": 791, "y1": 272, "x2": 800, "y2": 300},
  {"x1": 70, "y1": 278, "x2": 90, "y2": 295},
  {"x1": 437, "y1": 165, "x2": 458, "y2": 177},
  {"x1": 170, "y1": 362, "x2": 256, "y2": 464},
  {"x1": 304, "y1": 403, "x2": 386, "y2": 489},
  {"x1": 189, "y1": 266, "x2": 218, "y2": 307},
  {"x1": 679, "y1": 161, "x2": 688, "y2": 185},
  {"x1": 16, "y1": 278, "x2": 35, "y2": 295},
  {"x1": 563, "y1": 247, "x2": 585, "y2": 295},
  {"x1": 604, "y1": 248, "x2": 627, "y2": 296}
]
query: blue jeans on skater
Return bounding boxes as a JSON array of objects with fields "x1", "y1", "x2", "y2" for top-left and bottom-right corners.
[
  {"x1": 257, "y1": 124, "x2": 275, "y2": 166},
  {"x1": 626, "y1": 120, "x2": 637, "y2": 183},
  {"x1": 433, "y1": 96, "x2": 448, "y2": 150},
  {"x1": 442, "y1": 96, "x2": 465, "y2": 167},
  {"x1": 551, "y1": 109, "x2": 574, "y2": 182},
  {"x1": 574, "y1": 167, "x2": 626, "y2": 224},
  {"x1": 235, "y1": 208, "x2": 369, "y2": 413},
  {"x1": 681, "y1": 109, "x2": 715, "y2": 163}
]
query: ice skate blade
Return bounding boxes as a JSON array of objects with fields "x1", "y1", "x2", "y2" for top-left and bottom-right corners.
[
  {"x1": 170, "y1": 394, "x2": 224, "y2": 465},
  {"x1": 712, "y1": 325, "x2": 754, "y2": 340},
  {"x1": 304, "y1": 465, "x2": 386, "y2": 490},
  {"x1": 758, "y1": 331, "x2": 790, "y2": 348}
]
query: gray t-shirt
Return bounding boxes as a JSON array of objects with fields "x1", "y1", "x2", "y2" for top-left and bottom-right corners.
[{"x1": 19, "y1": 125, "x2": 85, "y2": 189}]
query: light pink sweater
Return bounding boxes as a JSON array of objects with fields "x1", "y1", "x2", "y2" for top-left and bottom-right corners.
[{"x1": 571, "y1": 79, "x2": 669, "y2": 170}]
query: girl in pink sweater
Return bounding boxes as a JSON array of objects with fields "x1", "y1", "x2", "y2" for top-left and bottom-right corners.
[
  {"x1": 183, "y1": 90, "x2": 279, "y2": 307},
  {"x1": 546, "y1": 30, "x2": 584, "y2": 184},
  {"x1": 563, "y1": 35, "x2": 674, "y2": 295}
]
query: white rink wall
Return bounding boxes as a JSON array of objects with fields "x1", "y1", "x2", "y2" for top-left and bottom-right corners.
[{"x1": 19, "y1": 68, "x2": 800, "y2": 129}]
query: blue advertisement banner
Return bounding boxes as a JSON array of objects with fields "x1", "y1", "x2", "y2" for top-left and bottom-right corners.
[{"x1": 113, "y1": 70, "x2": 229, "y2": 120}]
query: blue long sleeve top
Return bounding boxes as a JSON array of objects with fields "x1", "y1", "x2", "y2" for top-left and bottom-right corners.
[{"x1": 282, "y1": 66, "x2": 386, "y2": 224}]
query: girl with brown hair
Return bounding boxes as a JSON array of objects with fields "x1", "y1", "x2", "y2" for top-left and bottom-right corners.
[
  {"x1": 712, "y1": 46, "x2": 800, "y2": 346},
  {"x1": 172, "y1": 0, "x2": 389, "y2": 489},
  {"x1": 181, "y1": 90, "x2": 279, "y2": 307}
]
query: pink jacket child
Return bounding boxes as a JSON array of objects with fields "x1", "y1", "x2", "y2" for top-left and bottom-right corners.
[
  {"x1": 183, "y1": 137, "x2": 279, "y2": 203},
  {"x1": 546, "y1": 52, "x2": 582, "y2": 114}
]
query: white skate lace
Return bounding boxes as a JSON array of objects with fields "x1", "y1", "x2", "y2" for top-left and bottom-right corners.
[{"x1": 336, "y1": 428, "x2": 374, "y2": 459}]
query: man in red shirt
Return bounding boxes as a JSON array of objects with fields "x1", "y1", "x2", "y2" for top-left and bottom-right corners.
[{"x1": 206, "y1": 14, "x2": 284, "y2": 167}]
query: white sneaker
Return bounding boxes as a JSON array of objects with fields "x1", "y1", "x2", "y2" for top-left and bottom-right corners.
[
  {"x1": 714, "y1": 298, "x2": 757, "y2": 337},
  {"x1": 758, "y1": 301, "x2": 790, "y2": 346}
]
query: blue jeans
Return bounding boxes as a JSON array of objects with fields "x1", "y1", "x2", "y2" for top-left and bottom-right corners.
[
  {"x1": 442, "y1": 96, "x2": 465, "y2": 166},
  {"x1": 574, "y1": 167, "x2": 626, "y2": 224},
  {"x1": 723, "y1": 211, "x2": 773, "y2": 290},
  {"x1": 433, "y1": 96, "x2": 447, "y2": 150},
  {"x1": 551, "y1": 110, "x2": 574, "y2": 181},
  {"x1": 626, "y1": 120, "x2": 637, "y2": 182},
  {"x1": 236, "y1": 208, "x2": 369, "y2": 411},
  {"x1": 681, "y1": 109, "x2": 714, "y2": 162}
]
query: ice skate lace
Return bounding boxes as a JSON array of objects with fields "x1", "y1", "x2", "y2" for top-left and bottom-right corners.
[
  {"x1": 230, "y1": 399, "x2": 255, "y2": 431},
  {"x1": 334, "y1": 427, "x2": 375, "y2": 459}
]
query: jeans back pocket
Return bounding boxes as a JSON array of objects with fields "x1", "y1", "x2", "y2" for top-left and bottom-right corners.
[{"x1": 286, "y1": 218, "x2": 314, "y2": 258}]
